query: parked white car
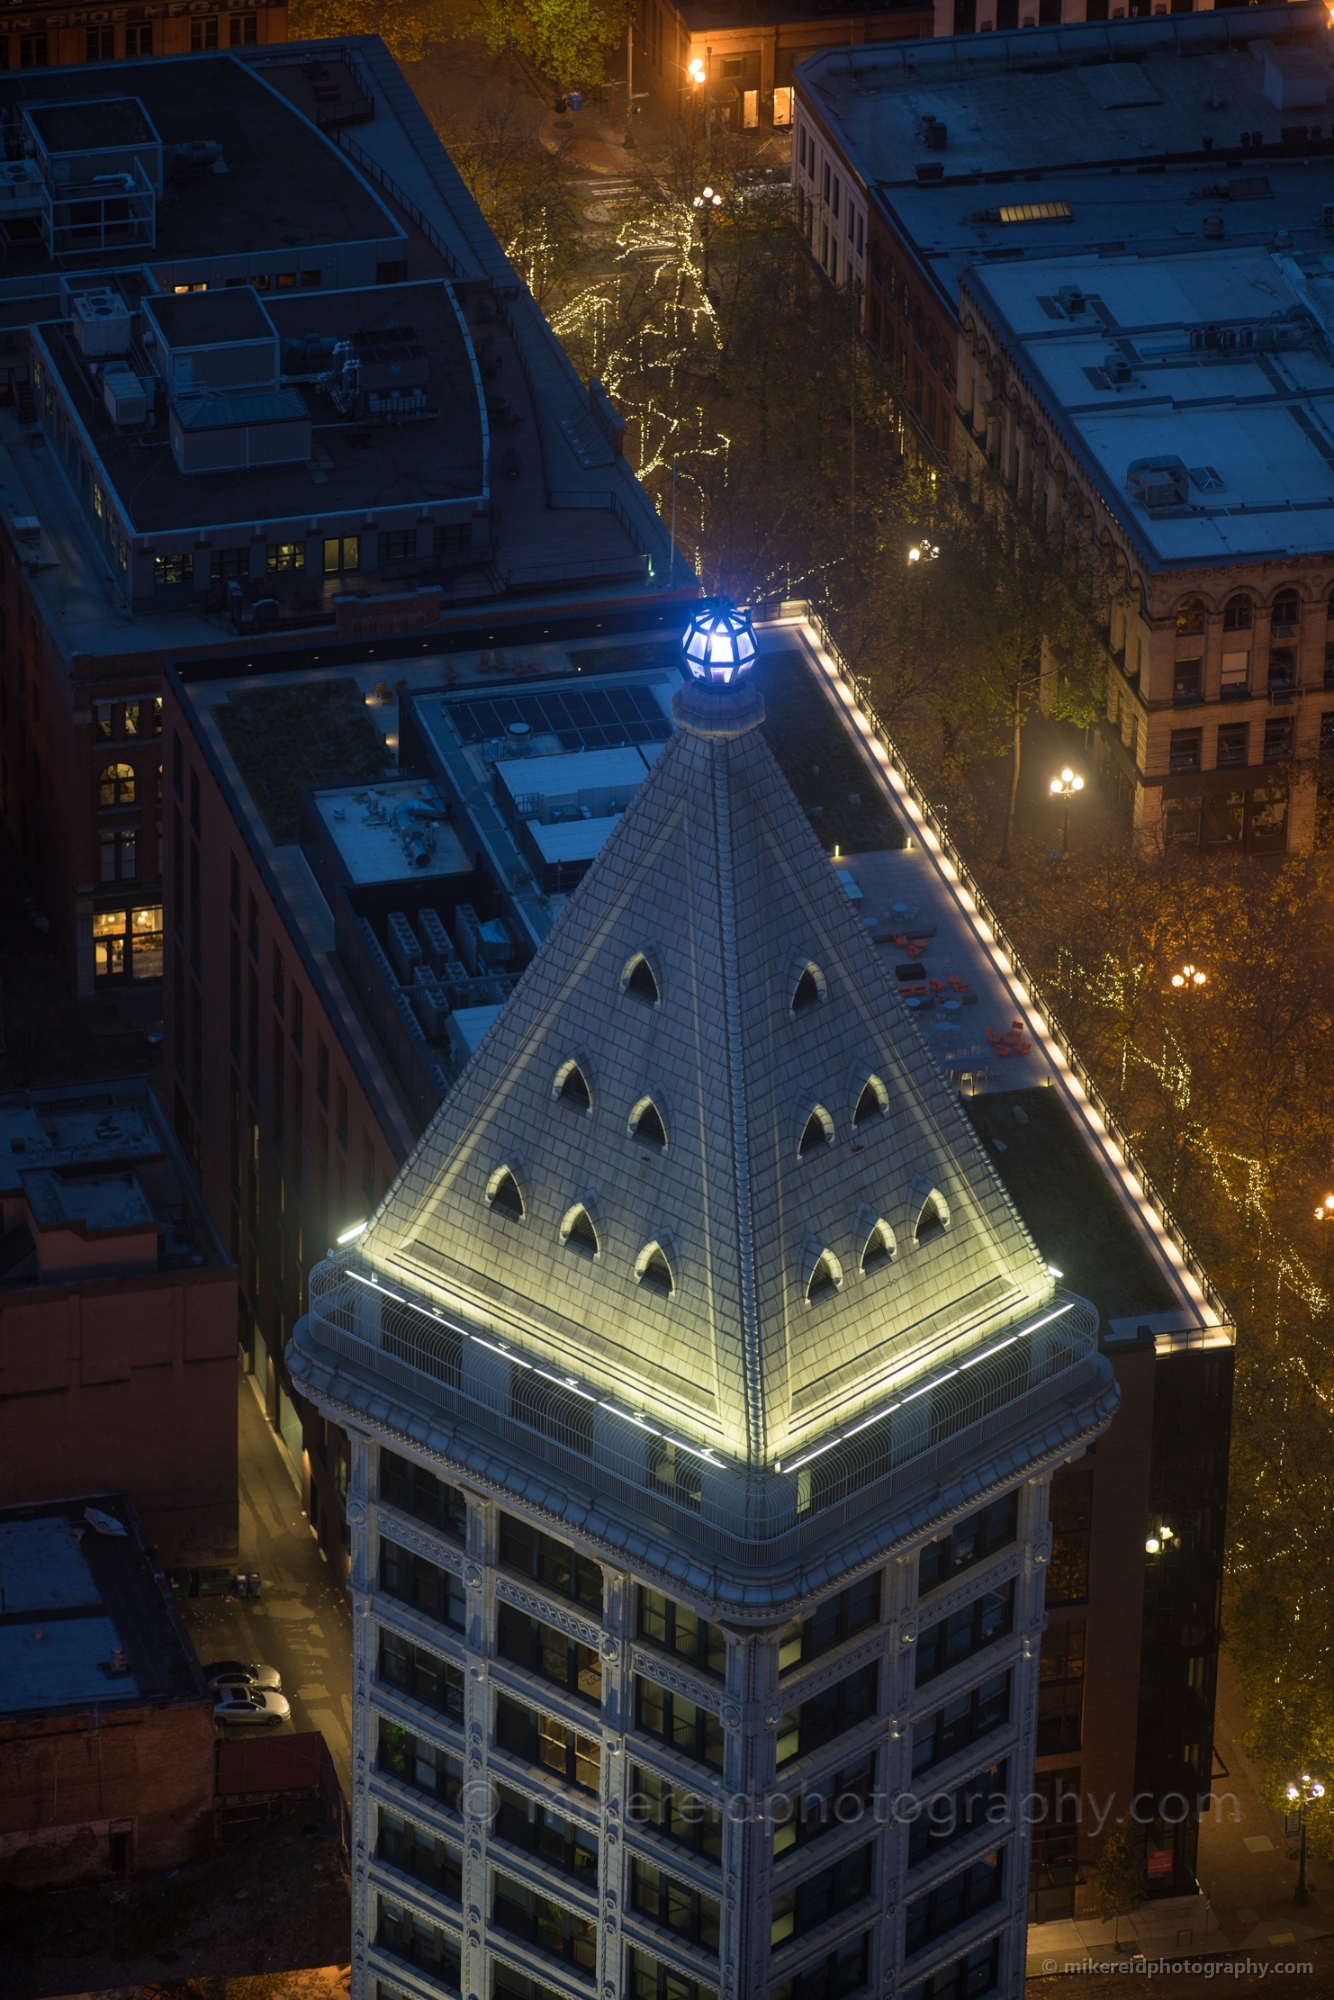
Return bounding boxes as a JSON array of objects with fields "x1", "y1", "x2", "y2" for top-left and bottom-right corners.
[
  {"x1": 213, "y1": 1687, "x2": 290, "y2": 1728},
  {"x1": 203, "y1": 1658, "x2": 282, "y2": 1693}
]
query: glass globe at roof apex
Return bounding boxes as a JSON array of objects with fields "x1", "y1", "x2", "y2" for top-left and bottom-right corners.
[{"x1": 681, "y1": 598, "x2": 757, "y2": 687}]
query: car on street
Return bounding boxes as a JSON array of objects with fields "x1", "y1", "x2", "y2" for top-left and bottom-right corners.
[
  {"x1": 213, "y1": 1687, "x2": 290, "y2": 1728},
  {"x1": 202, "y1": 1659, "x2": 283, "y2": 1692}
]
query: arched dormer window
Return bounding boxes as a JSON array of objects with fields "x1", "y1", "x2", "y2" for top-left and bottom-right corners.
[
  {"x1": 860, "y1": 1219, "x2": 896, "y2": 1274},
  {"x1": 623, "y1": 954, "x2": 660, "y2": 1005},
  {"x1": 799, "y1": 1107, "x2": 834, "y2": 1159},
  {"x1": 1222, "y1": 593, "x2": 1252, "y2": 633},
  {"x1": 636, "y1": 1241, "x2": 675, "y2": 1296},
  {"x1": 560, "y1": 1204, "x2": 600, "y2": 1258},
  {"x1": 806, "y1": 1250, "x2": 842, "y2": 1305},
  {"x1": 1271, "y1": 588, "x2": 1301, "y2": 630},
  {"x1": 629, "y1": 1097, "x2": 667, "y2": 1149},
  {"x1": 1175, "y1": 597, "x2": 1205, "y2": 636},
  {"x1": 914, "y1": 1191, "x2": 949, "y2": 1244},
  {"x1": 791, "y1": 962, "x2": 826, "y2": 1014},
  {"x1": 853, "y1": 1076, "x2": 888, "y2": 1128},
  {"x1": 553, "y1": 1060, "x2": 592, "y2": 1110},
  {"x1": 486, "y1": 1166, "x2": 525, "y2": 1220}
]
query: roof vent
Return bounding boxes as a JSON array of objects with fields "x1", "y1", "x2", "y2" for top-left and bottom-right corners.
[
  {"x1": 71, "y1": 287, "x2": 132, "y2": 357},
  {"x1": 1127, "y1": 456, "x2": 1189, "y2": 511},
  {"x1": 915, "y1": 162, "x2": 945, "y2": 183},
  {"x1": 1056, "y1": 284, "x2": 1085, "y2": 315}
]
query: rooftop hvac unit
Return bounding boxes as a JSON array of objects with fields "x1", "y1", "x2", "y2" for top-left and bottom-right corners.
[
  {"x1": 0, "y1": 158, "x2": 42, "y2": 220},
  {"x1": 103, "y1": 362, "x2": 147, "y2": 427},
  {"x1": 72, "y1": 287, "x2": 133, "y2": 357},
  {"x1": 1127, "y1": 455, "x2": 1189, "y2": 511}
]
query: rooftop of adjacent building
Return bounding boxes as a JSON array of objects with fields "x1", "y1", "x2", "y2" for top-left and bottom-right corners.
[
  {"x1": 0, "y1": 38, "x2": 676, "y2": 661},
  {"x1": 0, "y1": 1491, "x2": 206, "y2": 1719},
  {"x1": 799, "y1": 1, "x2": 1332, "y2": 178},
  {"x1": 0, "y1": 1074, "x2": 229, "y2": 1284},
  {"x1": 963, "y1": 239, "x2": 1334, "y2": 564}
]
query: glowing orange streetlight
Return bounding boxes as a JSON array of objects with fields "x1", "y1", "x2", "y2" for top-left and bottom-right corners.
[{"x1": 1170, "y1": 964, "x2": 1207, "y2": 990}]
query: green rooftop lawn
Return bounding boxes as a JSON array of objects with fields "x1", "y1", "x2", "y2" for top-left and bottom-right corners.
[
  {"x1": 754, "y1": 644, "x2": 906, "y2": 854},
  {"x1": 962, "y1": 1086, "x2": 1179, "y2": 1325},
  {"x1": 214, "y1": 679, "x2": 391, "y2": 846}
]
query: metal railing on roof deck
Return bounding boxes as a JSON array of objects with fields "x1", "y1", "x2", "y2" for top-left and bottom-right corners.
[
  {"x1": 302, "y1": 1251, "x2": 1103, "y2": 1565},
  {"x1": 794, "y1": 604, "x2": 1230, "y2": 1332}
]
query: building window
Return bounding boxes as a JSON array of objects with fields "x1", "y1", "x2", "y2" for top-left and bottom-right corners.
[
  {"x1": 124, "y1": 22, "x2": 153, "y2": 53},
  {"x1": 632, "y1": 1858, "x2": 721, "y2": 1951},
  {"x1": 496, "y1": 1602, "x2": 601, "y2": 1705},
  {"x1": 1222, "y1": 593, "x2": 1253, "y2": 632},
  {"x1": 376, "y1": 1896, "x2": 461, "y2": 1988},
  {"x1": 131, "y1": 904, "x2": 163, "y2": 980},
  {"x1": 770, "y1": 1841, "x2": 874, "y2": 1946},
  {"x1": 1175, "y1": 597, "x2": 1205, "y2": 635},
  {"x1": 379, "y1": 1536, "x2": 465, "y2": 1632},
  {"x1": 492, "y1": 1878, "x2": 597, "y2": 1974},
  {"x1": 1271, "y1": 588, "x2": 1300, "y2": 632},
  {"x1": 1037, "y1": 1619, "x2": 1085, "y2": 1755},
  {"x1": 434, "y1": 523, "x2": 470, "y2": 557},
  {"x1": 905, "y1": 1850, "x2": 1004, "y2": 1957},
  {"x1": 376, "y1": 1810, "x2": 461, "y2": 1900},
  {"x1": 638, "y1": 1588, "x2": 725, "y2": 1677},
  {"x1": 774, "y1": 86, "x2": 793, "y2": 126},
  {"x1": 100, "y1": 829, "x2": 137, "y2": 881},
  {"x1": 376, "y1": 1717, "x2": 462, "y2": 1808},
  {"x1": 301, "y1": 270, "x2": 323, "y2": 287},
  {"x1": 190, "y1": 15, "x2": 219, "y2": 48},
  {"x1": 775, "y1": 1663, "x2": 878, "y2": 1767},
  {"x1": 495, "y1": 1694, "x2": 600, "y2": 1792},
  {"x1": 1264, "y1": 717, "x2": 1294, "y2": 763},
  {"x1": 380, "y1": 1448, "x2": 467, "y2": 1541},
  {"x1": 267, "y1": 542, "x2": 305, "y2": 572},
  {"x1": 381, "y1": 529, "x2": 417, "y2": 565},
  {"x1": 904, "y1": 1936, "x2": 1000, "y2": 2000},
  {"x1": 378, "y1": 1628, "x2": 464, "y2": 1720},
  {"x1": 1046, "y1": 1470, "x2": 1093, "y2": 1605},
  {"x1": 629, "y1": 1767, "x2": 723, "y2": 1860},
  {"x1": 230, "y1": 12, "x2": 259, "y2": 44},
  {"x1": 20, "y1": 35, "x2": 49, "y2": 65},
  {"x1": 918, "y1": 1496, "x2": 1017, "y2": 1595},
  {"x1": 211, "y1": 548, "x2": 249, "y2": 581},
  {"x1": 1028, "y1": 1769, "x2": 1081, "y2": 1924},
  {"x1": 99, "y1": 761, "x2": 136, "y2": 807},
  {"x1": 93, "y1": 909, "x2": 126, "y2": 978},
  {"x1": 323, "y1": 535, "x2": 361, "y2": 575},
  {"x1": 626, "y1": 1950, "x2": 716, "y2": 2000},
  {"x1": 636, "y1": 1677, "x2": 724, "y2": 1768},
  {"x1": 771, "y1": 1935, "x2": 870, "y2": 2000},
  {"x1": 916, "y1": 1584, "x2": 1013, "y2": 1687},
  {"x1": 778, "y1": 1574, "x2": 881, "y2": 1671},
  {"x1": 1217, "y1": 724, "x2": 1249, "y2": 768},
  {"x1": 907, "y1": 1759, "x2": 1008, "y2": 1867},
  {"x1": 1168, "y1": 729, "x2": 1202, "y2": 774},
  {"x1": 499, "y1": 1514, "x2": 603, "y2": 1610},
  {"x1": 494, "y1": 1783, "x2": 598, "y2": 1879},
  {"x1": 1172, "y1": 658, "x2": 1202, "y2": 705},
  {"x1": 772, "y1": 1756, "x2": 875, "y2": 1856},
  {"x1": 1268, "y1": 647, "x2": 1296, "y2": 695},
  {"x1": 87, "y1": 25, "x2": 114, "y2": 57}
]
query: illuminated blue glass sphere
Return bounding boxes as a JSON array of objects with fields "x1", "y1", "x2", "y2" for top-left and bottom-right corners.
[{"x1": 681, "y1": 598, "x2": 757, "y2": 686}]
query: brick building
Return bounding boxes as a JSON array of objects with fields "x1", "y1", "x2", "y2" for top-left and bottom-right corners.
[
  {"x1": 0, "y1": 36, "x2": 677, "y2": 999},
  {"x1": 0, "y1": 1076, "x2": 235, "y2": 1558},
  {"x1": 0, "y1": 1491, "x2": 214, "y2": 1885},
  {"x1": 0, "y1": 0, "x2": 283, "y2": 72}
]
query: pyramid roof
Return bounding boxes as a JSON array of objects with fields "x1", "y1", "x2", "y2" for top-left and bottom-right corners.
[{"x1": 359, "y1": 668, "x2": 1055, "y2": 1471}]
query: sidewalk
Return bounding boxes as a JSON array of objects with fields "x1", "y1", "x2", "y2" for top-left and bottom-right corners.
[
  {"x1": 175, "y1": 1364, "x2": 353, "y2": 1799},
  {"x1": 1027, "y1": 1894, "x2": 1220, "y2": 1976}
]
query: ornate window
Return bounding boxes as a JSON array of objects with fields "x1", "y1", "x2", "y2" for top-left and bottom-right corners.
[
  {"x1": 486, "y1": 1167, "x2": 524, "y2": 1219},
  {"x1": 623, "y1": 953, "x2": 660, "y2": 1004},
  {"x1": 791, "y1": 962, "x2": 826, "y2": 1013},
  {"x1": 853, "y1": 1076, "x2": 888, "y2": 1128},
  {"x1": 561, "y1": 1204, "x2": 599, "y2": 1258},
  {"x1": 806, "y1": 1250, "x2": 842, "y2": 1304},
  {"x1": 860, "y1": 1220, "x2": 896, "y2": 1274},
  {"x1": 98, "y1": 762, "x2": 135, "y2": 808},
  {"x1": 636, "y1": 1241, "x2": 675, "y2": 1296},
  {"x1": 799, "y1": 1107, "x2": 834, "y2": 1159},
  {"x1": 629, "y1": 1098, "x2": 667, "y2": 1148},
  {"x1": 554, "y1": 1060, "x2": 592, "y2": 1109}
]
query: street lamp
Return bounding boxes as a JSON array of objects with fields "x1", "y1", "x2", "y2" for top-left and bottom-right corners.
[
  {"x1": 1171, "y1": 964, "x2": 1208, "y2": 990},
  {"x1": 1048, "y1": 767, "x2": 1084, "y2": 858},
  {"x1": 1315, "y1": 1193, "x2": 1334, "y2": 1223},
  {"x1": 1285, "y1": 1773, "x2": 1325, "y2": 1905},
  {"x1": 692, "y1": 184, "x2": 722, "y2": 289},
  {"x1": 687, "y1": 56, "x2": 706, "y2": 84},
  {"x1": 906, "y1": 539, "x2": 939, "y2": 564}
]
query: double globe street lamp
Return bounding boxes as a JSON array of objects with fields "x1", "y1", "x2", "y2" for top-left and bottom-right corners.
[
  {"x1": 1285, "y1": 1773, "x2": 1325, "y2": 1905},
  {"x1": 1049, "y1": 767, "x2": 1084, "y2": 858}
]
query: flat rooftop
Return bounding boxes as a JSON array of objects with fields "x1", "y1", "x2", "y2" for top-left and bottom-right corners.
[
  {"x1": 0, "y1": 57, "x2": 393, "y2": 280},
  {"x1": 964, "y1": 241, "x2": 1334, "y2": 564},
  {"x1": 40, "y1": 279, "x2": 484, "y2": 536},
  {"x1": 0, "y1": 1494, "x2": 205, "y2": 1719},
  {"x1": 313, "y1": 778, "x2": 471, "y2": 884},
  {"x1": 0, "y1": 1077, "x2": 229, "y2": 1279},
  {"x1": 802, "y1": 5, "x2": 1334, "y2": 306}
]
